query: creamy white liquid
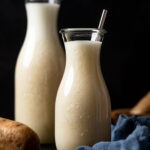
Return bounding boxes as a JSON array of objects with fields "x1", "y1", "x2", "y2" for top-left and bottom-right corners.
[
  {"x1": 15, "y1": 3, "x2": 65, "y2": 143},
  {"x1": 55, "y1": 41, "x2": 111, "y2": 150}
]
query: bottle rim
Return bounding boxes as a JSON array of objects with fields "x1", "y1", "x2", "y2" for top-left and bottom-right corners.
[
  {"x1": 59, "y1": 28, "x2": 107, "y2": 42},
  {"x1": 25, "y1": 0, "x2": 60, "y2": 4},
  {"x1": 59, "y1": 28, "x2": 107, "y2": 36}
]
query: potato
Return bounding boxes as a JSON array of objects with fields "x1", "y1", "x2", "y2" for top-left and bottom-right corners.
[
  {"x1": 111, "y1": 92, "x2": 150, "y2": 124},
  {"x1": 111, "y1": 108, "x2": 150, "y2": 124},
  {"x1": 0, "y1": 118, "x2": 40, "y2": 150},
  {"x1": 130, "y1": 92, "x2": 150, "y2": 115},
  {"x1": 111, "y1": 108, "x2": 131, "y2": 124}
]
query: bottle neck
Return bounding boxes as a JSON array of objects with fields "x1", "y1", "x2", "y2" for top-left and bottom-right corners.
[
  {"x1": 26, "y1": 3, "x2": 59, "y2": 39},
  {"x1": 65, "y1": 41, "x2": 102, "y2": 74}
]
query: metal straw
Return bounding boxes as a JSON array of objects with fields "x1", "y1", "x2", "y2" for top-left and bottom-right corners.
[{"x1": 98, "y1": 9, "x2": 108, "y2": 30}]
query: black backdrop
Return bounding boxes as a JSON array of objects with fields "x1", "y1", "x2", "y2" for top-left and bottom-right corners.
[{"x1": 0, "y1": 0, "x2": 150, "y2": 120}]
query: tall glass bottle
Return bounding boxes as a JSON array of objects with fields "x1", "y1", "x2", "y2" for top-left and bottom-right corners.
[
  {"x1": 55, "y1": 28, "x2": 111, "y2": 150},
  {"x1": 15, "y1": 0, "x2": 65, "y2": 144}
]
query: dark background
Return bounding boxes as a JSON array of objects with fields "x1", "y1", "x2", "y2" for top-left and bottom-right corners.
[{"x1": 0, "y1": 0, "x2": 150, "y2": 120}]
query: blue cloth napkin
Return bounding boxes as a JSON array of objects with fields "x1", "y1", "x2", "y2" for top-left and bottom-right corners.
[{"x1": 76, "y1": 115, "x2": 150, "y2": 150}]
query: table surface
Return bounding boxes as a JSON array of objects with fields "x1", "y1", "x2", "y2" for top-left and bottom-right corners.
[{"x1": 40, "y1": 144, "x2": 56, "y2": 150}]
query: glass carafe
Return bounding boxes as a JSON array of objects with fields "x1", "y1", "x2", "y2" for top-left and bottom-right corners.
[
  {"x1": 55, "y1": 28, "x2": 111, "y2": 150},
  {"x1": 15, "y1": 0, "x2": 65, "y2": 144}
]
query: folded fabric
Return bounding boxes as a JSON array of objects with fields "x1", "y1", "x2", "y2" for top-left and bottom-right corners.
[{"x1": 76, "y1": 115, "x2": 150, "y2": 150}]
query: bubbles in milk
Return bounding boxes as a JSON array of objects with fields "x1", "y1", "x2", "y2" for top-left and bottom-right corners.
[
  {"x1": 79, "y1": 115, "x2": 83, "y2": 119},
  {"x1": 80, "y1": 129, "x2": 89, "y2": 137},
  {"x1": 80, "y1": 133, "x2": 84, "y2": 137},
  {"x1": 66, "y1": 103, "x2": 80, "y2": 112}
]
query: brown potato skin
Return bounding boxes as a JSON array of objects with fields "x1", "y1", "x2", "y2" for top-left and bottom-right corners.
[
  {"x1": 111, "y1": 108, "x2": 131, "y2": 124},
  {"x1": 0, "y1": 118, "x2": 40, "y2": 150},
  {"x1": 111, "y1": 108, "x2": 150, "y2": 124},
  {"x1": 111, "y1": 92, "x2": 150, "y2": 124},
  {"x1": 130, "y1": 92, "x2": 150, "y2": 115}
]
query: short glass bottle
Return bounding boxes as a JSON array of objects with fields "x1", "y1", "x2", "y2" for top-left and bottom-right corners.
[{"x1": 55, "y1": 28, "x2": 111, "y2": 150}]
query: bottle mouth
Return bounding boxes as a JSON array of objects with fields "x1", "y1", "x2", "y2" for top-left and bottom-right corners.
[
  {"x1": 60, "y1": 28, "x2": 107, "y2": 42},
  {"x1": 60, "y1": 28, "x2": 107, "y2": 36},
  {"x1": 25, "y1": 0, "x2": 60, "y2": 4},
  {"x1": 26, "y1": 0, "x2": 48, "y2": 2}
]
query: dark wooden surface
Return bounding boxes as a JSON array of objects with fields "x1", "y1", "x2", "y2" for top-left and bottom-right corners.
[{"x1": 40, "y1": 144, "x2": 56, "y2": 150}]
